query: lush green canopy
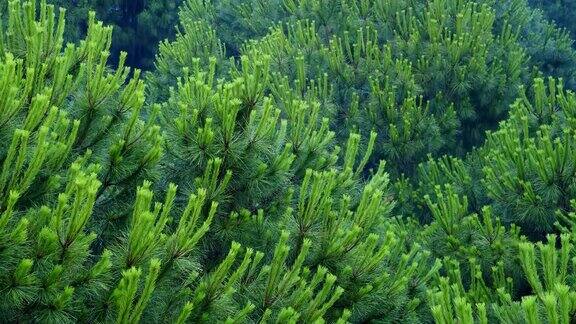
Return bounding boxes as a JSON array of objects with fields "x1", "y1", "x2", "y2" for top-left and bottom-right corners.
[{"x1": 1, "y1": 0, "x2": 576, "y2": 323}]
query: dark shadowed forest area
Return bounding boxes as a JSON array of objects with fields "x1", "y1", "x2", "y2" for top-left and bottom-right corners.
[{"x1": 2, "y1": 0, "x2": 576, "y2": 323}]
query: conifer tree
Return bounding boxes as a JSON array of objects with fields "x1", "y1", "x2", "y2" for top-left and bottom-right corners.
[
  {"x1": 0, "y1": 1, "x2": 444, "y2": 322},
  {"x1": 155, "y1": 42, "x2": 440, "y2": 321},
  {"x1": 6, "y1": 0, "x2": 576, "y2": 323},
  {"x1": 482, "y1": 77, "x2": 576, "y2": 236},
  {"x1": 152, "y1": 0, "x2": 532, "y2": 177},
  {"x1": 427, "y1": 233, "x2": 576, "y2": 323},
  {"x1": 400, "y1": 77, "x2": 576, "y2": 238},
  {"x1": 395, "y1": 76, "x2": 576, "y2": 322},
  {"x1": 0, "y1": 0, "x2": 161, "y2": 230}
]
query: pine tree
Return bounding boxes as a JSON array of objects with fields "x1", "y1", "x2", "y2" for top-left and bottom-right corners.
[
  {"x1": 400, "y1": 77, "x2": 576, "y2": 237},
  {"x1": 0, "y1": 0, "x2": 161, "y2": 233},
  {"x1": 427, "y1": 233, "x2": 576, "y2": 323},
  {"x1": 152, "y1": 0, "x2": 533, "y2": 177},
  {"x1": 482, "y1": 77, "x2": 576, "y2": 237},
  {"x1": 396, "y1": 76, "x2": 576, "y2": 322},
  {"x1": 0, "y1": 1, "x2": 442, "y2": 322},
  {"x1": 6, "y1": 0, "x2": 576, "y2": 323}
]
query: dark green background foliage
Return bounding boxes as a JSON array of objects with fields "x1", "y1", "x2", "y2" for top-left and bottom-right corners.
[
  {"x1": 42, "y1": 0, "x2": 183, "y2": 69},
  {"x1": 3, "y1": 0, "x2": 576, "y2": 323},
  {"x1": 529, "y1": 0, "x2": 576, "y2": 40}
]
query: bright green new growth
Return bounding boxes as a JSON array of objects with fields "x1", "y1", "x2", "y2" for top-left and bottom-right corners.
[
  {"x1": 4, "y1": 0, "x2": 576, "y2": 323},
  {"x1": 0, "y1": 1, "x2": 434, "y2": 322}
]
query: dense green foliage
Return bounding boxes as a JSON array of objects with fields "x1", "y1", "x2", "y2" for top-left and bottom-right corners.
[
  {"x1": 151, "y1": 0, "x2": 576, "y2": 175},
  {"x1": 529, "y1": 0, "x2": 576, "y2": 41},
  {"x1": 3, "y1": 0, "x2": 576, "y2": 323}
]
